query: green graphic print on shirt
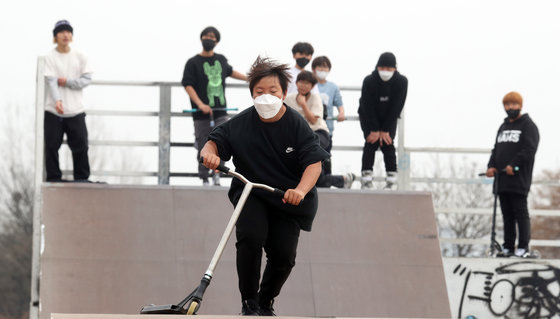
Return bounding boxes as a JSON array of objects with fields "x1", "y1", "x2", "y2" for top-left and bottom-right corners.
[{"x1": 203, "y1": 60, "x2": 225, "y2": 107}]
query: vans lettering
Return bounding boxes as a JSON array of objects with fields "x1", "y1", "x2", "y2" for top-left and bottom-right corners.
[{"x1": 497, "y1": 130, "x2": 521, "y2": 143}]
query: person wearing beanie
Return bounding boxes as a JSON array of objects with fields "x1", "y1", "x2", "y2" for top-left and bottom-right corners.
[
  {"x1": 44, "y1": 20, "x2": 93, "y2": 182},
  {"x1": 358, "y1": 52, "x2": 408, "y2": 190},
  {"x1": 181, "y1": 26, "x2": 247, "y2": 186},
  {"x1": 486, "y1": 91, "x2": 539, "y2": 258}
]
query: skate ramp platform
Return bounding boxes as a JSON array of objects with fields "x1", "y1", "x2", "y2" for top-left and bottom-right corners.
[{"x1": 39, "y1": 184, "x2": 450, "y2": 319}]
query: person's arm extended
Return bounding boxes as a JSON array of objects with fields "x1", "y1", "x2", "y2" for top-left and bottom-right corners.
[
  {"x1": 65, "y1": 73, "x2": 93, "y2": 89},
  {"x1": 336, "y1": 105, "x2": 345, "y2": 121},
  {"x1": 185, "y1": 85, "x2": 212, "y2": 114},
  {"x1": 230, "y1": 70, "x2": 247, "y2": 81},
  {"x1": 283, "y1": 161, "x2": 322, "y2": 206}
]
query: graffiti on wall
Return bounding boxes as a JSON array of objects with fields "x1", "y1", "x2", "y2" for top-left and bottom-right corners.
[{"x1": 453, "y1": 261, "x2": 560, "y2": 319}]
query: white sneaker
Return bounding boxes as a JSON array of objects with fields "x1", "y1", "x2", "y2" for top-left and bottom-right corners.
[
  {"x1": 496, "y1": 248, "x2": 512, "y2": 257},
  {"x1": 361, "y1": 170, "x2": 373, "y2": 190},
  {"x1": 343, "y1": 172, "x2": 356, "y2": 189},
  {"x1": 384, "y1": 172, "x2": 397, "y2": 190},
  {"x1": 514, "y1": 248, "x2": 530, "y2": 258}
]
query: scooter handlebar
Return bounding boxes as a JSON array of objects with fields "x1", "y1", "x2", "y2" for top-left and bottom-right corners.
[
  {"x1": 479, "y1": 166, "x2": 520, "y2": 177},
  {"x1": 273, "y1": 188, "x2": 285, "y2": 198},
  {"x1": 199, "y1": 157, "x2": 288, "y2": 199}
]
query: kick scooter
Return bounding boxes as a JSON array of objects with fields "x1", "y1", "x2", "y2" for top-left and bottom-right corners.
[{"x1": 140, "y1": 160, "x2": 285, "y2": 315}]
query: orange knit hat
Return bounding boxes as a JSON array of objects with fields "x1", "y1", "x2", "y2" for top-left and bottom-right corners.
[{"x1": 502, "y1": 91, "x2": 523, "y2": 106}]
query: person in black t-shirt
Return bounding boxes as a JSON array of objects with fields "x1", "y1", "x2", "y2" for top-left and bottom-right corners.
[
  {"x1": 358, "y1": 52, "x2": 408, "y2": 190},
  {"x1": 200, "y1": 57, "x2": 328, "y2": 316},
  {"x1": 486, "y1": 91, "x2": 539, "y2": 258},
  {"x1": 181, "y1": 26, "x2": 247, "y2": 186}
]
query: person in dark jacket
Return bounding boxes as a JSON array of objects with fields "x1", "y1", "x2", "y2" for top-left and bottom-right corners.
[
  {"x1": 200, "y1": 57, "x2": 328, "y2": 315},
  {"x1": 358, "y1": 52, "x2": 408, "y2": 190},
  {"x1": 486, "y1": 91, "x2": 539, "y2": 258}
]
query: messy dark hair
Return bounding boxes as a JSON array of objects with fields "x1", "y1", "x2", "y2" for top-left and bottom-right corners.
[
  {"x1": 296, "y1": 70, "x2": 317, "y2": 86},
  {"x1": 312, "y1": 56, "x2": 332, "y2": 70},
  {"x1": 291, "y1": 42, "x2": 314, "y2": 55},
  {"x1": 247, "y1": 56, "x2": 291, "y2": 95}
]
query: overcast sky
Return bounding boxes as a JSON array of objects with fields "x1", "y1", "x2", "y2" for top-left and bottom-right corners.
[{"x1": 1, "y1": 0, "x2": 559, "y2": 179}]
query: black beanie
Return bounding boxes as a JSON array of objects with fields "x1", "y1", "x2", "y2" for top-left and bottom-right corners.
[
  {"x1": 376, "y1": 52, "x2": 396, "y2": 68},
  {"x1": 53, "y1": 20, "x2": 73, "y2": 37}
]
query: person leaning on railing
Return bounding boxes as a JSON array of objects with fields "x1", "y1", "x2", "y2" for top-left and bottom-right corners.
[{"x1": 358, "y1": 52, "x2": 408, "y2": 190}]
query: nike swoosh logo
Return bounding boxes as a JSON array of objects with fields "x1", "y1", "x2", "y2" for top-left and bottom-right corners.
[{"x1": 286, "y1": 147, "x2": 294, "y2": 153}]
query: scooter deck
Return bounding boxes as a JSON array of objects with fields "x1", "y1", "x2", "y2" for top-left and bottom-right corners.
[{"x1": 140, "y1": 304, "x2": 186, "y2": 315}]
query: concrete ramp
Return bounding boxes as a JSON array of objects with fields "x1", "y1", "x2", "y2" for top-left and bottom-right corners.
[{"x1": 39, "y1": 184, "x2": 450, "y2": 319}]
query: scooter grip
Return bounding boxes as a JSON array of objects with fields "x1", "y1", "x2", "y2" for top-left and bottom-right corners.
[
  {"x1": 275, "y1": 189, "x2": 305, "y2": 204},
  {"x1": 199, "y1": 157, "x2": 230, "y2": 174},
  {"x1": 216, "y1": 162, "x2": 230, "y2": 174}
]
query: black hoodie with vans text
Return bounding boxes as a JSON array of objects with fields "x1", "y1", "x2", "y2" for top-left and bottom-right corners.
[{"x1": 488, "y1": 113, "x2": 539, "y2": 195}]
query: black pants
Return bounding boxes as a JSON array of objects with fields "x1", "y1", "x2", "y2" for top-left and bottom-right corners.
[
  {"x1": 361, "y1": 128, "x2": 397, "y2": 172},
  {"x1": 499, "y1": 192, "x2": 531, "y2": 250},
  {"x1": 315, "y1": 130, "x2": 344, "y2": 188},
  {"x1": 235, "y1": 195, "x2": 300, "y2": 304},
  {"x1": 44, "y1": 111, "x2": 90, "y2": 181},
  {"x1": 194, "y1": 116, "x2": 229, "y2": 180}
]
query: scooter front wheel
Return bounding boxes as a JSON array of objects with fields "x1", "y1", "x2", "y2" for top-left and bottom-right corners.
[{"x1": 187, "y1": 301, "x2": 199, "y2": 315}]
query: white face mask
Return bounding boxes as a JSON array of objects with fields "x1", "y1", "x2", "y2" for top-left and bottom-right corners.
[
  {"x1": 315, "y1": 71, "x2": 329, "y2": 81},
  {"x1": 253, "y1": 94, "x2": 284, "y2": 119},
  {"x1": 379, "y1": 70, "x2": 394, "y2": 82}
]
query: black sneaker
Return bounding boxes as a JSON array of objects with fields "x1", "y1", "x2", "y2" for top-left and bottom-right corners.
[
  {"x1": 241, "y1": 300, "x2": 260, "y2": 316},
  {"x1": 259, "y1": 299, "x2": 276, "y2": 316}
]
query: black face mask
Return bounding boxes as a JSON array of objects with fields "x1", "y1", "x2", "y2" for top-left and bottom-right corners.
[
  {"x1": 506, "y1": 109, "x2": 520, "y2": 119},
  {"x1": 202, "y1": 39, "x2": 216, "y2": 52},
  {"x1": 296, "y1": 57, "x2": 310, "y2": 68}
]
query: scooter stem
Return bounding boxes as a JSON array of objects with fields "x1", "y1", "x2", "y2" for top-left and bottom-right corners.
[{"x1": 205, "y1": 182, "x2": 254, "y2": 277}]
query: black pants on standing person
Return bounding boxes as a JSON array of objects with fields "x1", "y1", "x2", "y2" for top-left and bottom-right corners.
[
  {"x1": 44, "y1": 111, "x2": 90, "y2": 182},
  {"x1": 499, "y1": 192, "x2": 531, "y2": 251},
  {"x1": 235, "y1": 195, "x2": 300, "y2": 310},
  {"x1": 361, "y1": 128, "x2": 397, "y2": 172}
]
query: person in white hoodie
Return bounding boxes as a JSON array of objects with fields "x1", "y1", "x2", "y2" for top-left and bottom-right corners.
[{"x1": 44, "y1": 20, "x2": 93, "y2": 182}]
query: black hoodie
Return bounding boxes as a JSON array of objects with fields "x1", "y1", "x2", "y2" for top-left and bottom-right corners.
[
  {"x1": 488, "y1": 113, "x2": 539, "y2": 195},
  {"x1": 358, "y1": 70, "x2": 408, "y2": 138}
]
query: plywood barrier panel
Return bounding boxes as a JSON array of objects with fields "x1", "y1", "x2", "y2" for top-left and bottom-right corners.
[{"x1": 40, "y1": 184, "x2": 450, "y2": 319}]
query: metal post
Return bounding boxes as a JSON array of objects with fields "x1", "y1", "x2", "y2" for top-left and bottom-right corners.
[
  {"x1": 397, "y1": 114, "x2": 411, "y2": 190},
  {"x1": 158, "y1": 84, "x2": 171, "y2": 184},
  {"x1": 30, "y1": 57, "x2": 46, "y2": 319}
]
